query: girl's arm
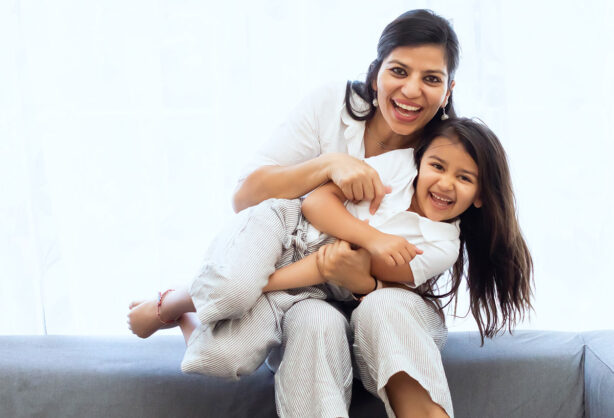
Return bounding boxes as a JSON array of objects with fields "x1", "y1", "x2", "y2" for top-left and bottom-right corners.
[
  {"x1": 232, "y1": 154, "x2": 388, "y2": 213},
  {"x1": 302, "y1": 182, "x2": 423, "y2": 275},
  {"x1": 262, "y1": 253, "x2": 325, "y2": 292}
]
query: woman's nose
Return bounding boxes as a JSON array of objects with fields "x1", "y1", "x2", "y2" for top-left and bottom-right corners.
[{"x1": 401, "y1": 75, "x2": 421, "y2": 97}]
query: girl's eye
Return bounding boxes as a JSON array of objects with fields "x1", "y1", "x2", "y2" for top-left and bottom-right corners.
[
  {"x1": 459, "y1": 175, "x2": 473, "y2": 183},
  {"x1": 431, "y1": 163, "x2": 443, "y2": 170},
  {"x1": 425, "y1": 75, "x2": 442, "y2": 84},
  {"x1": 390, "y1": 67, "x2": 407, "y2": 76}
]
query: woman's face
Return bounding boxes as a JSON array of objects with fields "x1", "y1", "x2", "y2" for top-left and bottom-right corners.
[{"x1": 373, "y1": 45, "x2": 454, "y2": 136}]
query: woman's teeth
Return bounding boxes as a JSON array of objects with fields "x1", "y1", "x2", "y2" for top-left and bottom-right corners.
[
  {"x1": 394, "y1": 101, "x2": 420, "y2": 111},
  {"x1": 393, "y1": 100, "x2": 421, "y2": 115}
]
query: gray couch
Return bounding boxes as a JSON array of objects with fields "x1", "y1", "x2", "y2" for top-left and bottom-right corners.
[{"x1": 1, "y1": 330, "x2": 612, "y2": 417}]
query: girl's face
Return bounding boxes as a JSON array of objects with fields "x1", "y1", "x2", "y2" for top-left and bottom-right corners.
[
  {"x1": 373, "y1": 45, "x2": 454, "y2": 136},
  {"x1": 412, "y1": 136, "x2": 482, "y2": 222}
]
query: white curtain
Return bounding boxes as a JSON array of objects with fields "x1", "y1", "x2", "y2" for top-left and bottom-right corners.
[{"x1": 2, "y1": 0, "x2": 613, "y2": 335}]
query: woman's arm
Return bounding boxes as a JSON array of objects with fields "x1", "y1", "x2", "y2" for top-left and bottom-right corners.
[
  {"x1": 233, "y1": 155, "x2": 331, "y2": 213},
  {"x1": 233, "y1": 154, "x2": 388, "y2": 213}
]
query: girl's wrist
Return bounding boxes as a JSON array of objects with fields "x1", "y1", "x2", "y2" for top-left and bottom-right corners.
[{"x1": 352, "y1": 276, "x2": 381, "y2": 301}]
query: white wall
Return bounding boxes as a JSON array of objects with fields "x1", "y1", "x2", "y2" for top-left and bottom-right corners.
[{"x1": 1, "y1": 0, "x2": 612, "y2": 334}]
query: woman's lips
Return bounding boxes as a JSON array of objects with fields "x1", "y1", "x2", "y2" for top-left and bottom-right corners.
[{"x1": 391, "y1": 99, "x2": 421, "y2": 122}]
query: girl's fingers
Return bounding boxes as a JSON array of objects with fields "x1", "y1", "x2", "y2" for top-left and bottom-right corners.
[{"x1": 392, "y1": 252, "x2": 405, "y2": 266}]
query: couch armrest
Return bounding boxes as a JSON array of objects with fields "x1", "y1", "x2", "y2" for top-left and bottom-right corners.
[{"x1": 583, "y1": 331, "x2": 614, "y2": 418}]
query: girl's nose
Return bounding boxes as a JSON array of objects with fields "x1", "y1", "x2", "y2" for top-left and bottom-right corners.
[{"x1": 439, "y1": 176, "x2": 454, "y2": 190}]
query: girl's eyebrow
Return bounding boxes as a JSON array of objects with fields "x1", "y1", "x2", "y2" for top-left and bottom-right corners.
[
  {"x1": 387, "y1": 60, "x2": 447, "y2": 76},
  {"x1": 428, "y1": 155, "x2": 478, "y2": 177}
]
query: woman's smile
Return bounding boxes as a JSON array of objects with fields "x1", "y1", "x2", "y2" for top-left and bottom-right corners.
[{"x1": 372, "y1": 45, "x2": 454, "y2": 138}]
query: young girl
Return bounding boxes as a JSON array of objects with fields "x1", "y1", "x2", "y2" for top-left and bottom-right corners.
[{"x1": 129, "y1": 117, "x2": 532, "y2": 351}]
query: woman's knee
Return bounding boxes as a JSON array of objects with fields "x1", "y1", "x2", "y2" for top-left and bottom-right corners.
[{"x1": 283, "y1": 299, "x2": 349, "y2": 341}]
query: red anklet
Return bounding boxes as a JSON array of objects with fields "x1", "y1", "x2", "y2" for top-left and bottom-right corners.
[{"x1": 157, "y1": 289, "x2": 177, "y2": 325}]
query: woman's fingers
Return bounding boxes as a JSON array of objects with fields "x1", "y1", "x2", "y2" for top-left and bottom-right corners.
[
  {"x1": 352, "y1": 182, "x2": 364, "y2": 201},
  {"x1": 369, "y1": 178, "x2": 390, "y2": 215}
]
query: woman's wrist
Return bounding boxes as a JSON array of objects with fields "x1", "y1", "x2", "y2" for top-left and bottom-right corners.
[{"x1": 318, "y1": 152, "x2": 337, "y2": 182}]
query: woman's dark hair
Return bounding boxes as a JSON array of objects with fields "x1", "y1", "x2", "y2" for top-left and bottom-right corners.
[
  {"x1": 414, "y1": 118, "x2": 534, "y2": 344},
  {"x1": 345, "y1": 9, "x2": 460, "y2": 135}
]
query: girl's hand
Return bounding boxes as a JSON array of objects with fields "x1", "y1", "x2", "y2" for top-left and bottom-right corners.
[
  {"x1": 316, "y1": 240, "x2": 375, "y2": 294},
  {"x1": 366, "y1": 232, "x2": 423, "y2": 267},
  {"x1": 326, "y1": 153, "x2": 390, "y2": 214}
]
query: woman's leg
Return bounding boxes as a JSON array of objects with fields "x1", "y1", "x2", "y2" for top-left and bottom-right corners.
[
  {"x1": 351, "y1": 288, "x2": 453, "y2": 418},
  {"x1": 386, "y1": 372, "x2": 449, "y2": 418},
  {"x1": 274, "y1": 298, "x2": 353, "y2": 418}
]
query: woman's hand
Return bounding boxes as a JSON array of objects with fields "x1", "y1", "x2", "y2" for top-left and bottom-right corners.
[
  {"x1": 365, "y1": 232, "x2": 423, "y2": 267},
  {"x1": 326, "y1": 153, "x2": 390, "y2": 214},
  {"x1": 315, "y1": 240, "x2": 375, "y2": 294}
]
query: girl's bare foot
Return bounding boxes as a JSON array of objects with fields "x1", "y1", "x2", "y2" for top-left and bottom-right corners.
[{"x1": 127, "y1": 298, "x2": 177, "y2": 338}]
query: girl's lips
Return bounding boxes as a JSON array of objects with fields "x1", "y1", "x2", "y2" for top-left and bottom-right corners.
[{"x1": 428, "y1": 192, "x2": 453, "y2": 210}]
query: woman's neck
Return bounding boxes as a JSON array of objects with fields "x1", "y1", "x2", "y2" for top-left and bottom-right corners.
[{"x1": 364, "y1": 112, "x2": 415, "y2": 157}]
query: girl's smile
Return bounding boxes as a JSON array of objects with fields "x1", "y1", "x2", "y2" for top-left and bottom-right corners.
[{"x1": 411, "y1": 136, "x2": 482, "y2": 222}]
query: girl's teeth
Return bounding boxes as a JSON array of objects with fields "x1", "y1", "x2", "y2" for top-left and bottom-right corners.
[{"x1": 431, "y1": 193, "x2": 452, "y2": 204}]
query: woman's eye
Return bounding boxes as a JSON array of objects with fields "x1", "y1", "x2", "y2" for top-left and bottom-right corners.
[
  {"x1": 391, "y1": 67, "x2": 407, "y2": 76},
  {"x1": 425, "y1": 75, "x2": 442, "y2": 84},
  {"x1": 431, "y1": 163, "x2": 443, "y2": 170},
  {"x1": 459, "y1": 175, "x2": 472, "y2": 183}
]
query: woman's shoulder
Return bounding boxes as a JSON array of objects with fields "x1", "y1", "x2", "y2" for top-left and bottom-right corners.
[{"x1": 301, "y1": 81, "x2": 350, "y2": 111}]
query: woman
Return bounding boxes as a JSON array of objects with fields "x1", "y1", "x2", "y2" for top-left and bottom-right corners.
[
  {"x1": 229, "y1": 9, "x2": 459, "y2": 417},
  {"x1": 130, "y1": 9, "x2": 460, "y2": 417}
]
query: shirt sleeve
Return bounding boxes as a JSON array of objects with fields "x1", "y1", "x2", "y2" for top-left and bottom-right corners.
[
  {"x1": 237, "y1": 84, "x2": 337, "y2": 183},
  {"x1": 407, "y1": 238, "x2": 460, "y2": 287}
]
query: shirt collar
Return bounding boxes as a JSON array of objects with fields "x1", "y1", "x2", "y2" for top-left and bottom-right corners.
[{"x1": 340, "y1": 88, "x2": 370, "y2": 158}]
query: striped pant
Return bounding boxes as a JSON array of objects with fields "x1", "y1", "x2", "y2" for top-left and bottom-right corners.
[{"x1": 181, "y1": 199, "x2": 453, "y2": 417}]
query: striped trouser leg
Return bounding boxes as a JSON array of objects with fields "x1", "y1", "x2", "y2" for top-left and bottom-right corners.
[
  {"x1": 189, "y1": 198, "x2": 303, "y2": 325},
  {"x1": 351, "y1": 288, "x2": 453, "y2": 418},
  {"x1": 274, "y1": 298, "x2": 353, "y2": 418}
]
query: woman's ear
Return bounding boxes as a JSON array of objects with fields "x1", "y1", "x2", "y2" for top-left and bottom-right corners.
[
  {"x1": 443, "y1": 80, "x2": 456, "y2": 107},
  {"x1": 473, "y1": 197, "x2": 482, "y2": 208}
]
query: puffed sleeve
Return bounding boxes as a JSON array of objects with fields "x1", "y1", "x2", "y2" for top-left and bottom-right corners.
[
  {"x1": 237, "y1": 84, "x2": 338, "y2": 183},
  {"x1": 408, "y1": 229, "x2": 460, "y2": 287}
]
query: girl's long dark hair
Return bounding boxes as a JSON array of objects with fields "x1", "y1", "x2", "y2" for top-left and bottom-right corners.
[
  {"x1": 414, "y1": 118, "x2": 534, "y2": 344},
  {"x1": 344, "y1": 9, "x2": 460, "y2": 141}
]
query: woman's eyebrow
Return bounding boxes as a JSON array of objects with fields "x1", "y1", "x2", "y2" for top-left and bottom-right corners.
[{"x1": 387, "y1": 60, "x2": 447, "y2": 76}]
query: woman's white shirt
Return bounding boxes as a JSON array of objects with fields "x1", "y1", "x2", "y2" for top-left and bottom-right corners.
[
  {"x1": 238, "y1": 82, "x2": 367, "y2": 183},
  {"x1": 238, "y1": 83, "x2": 460, "y2": 288}
]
